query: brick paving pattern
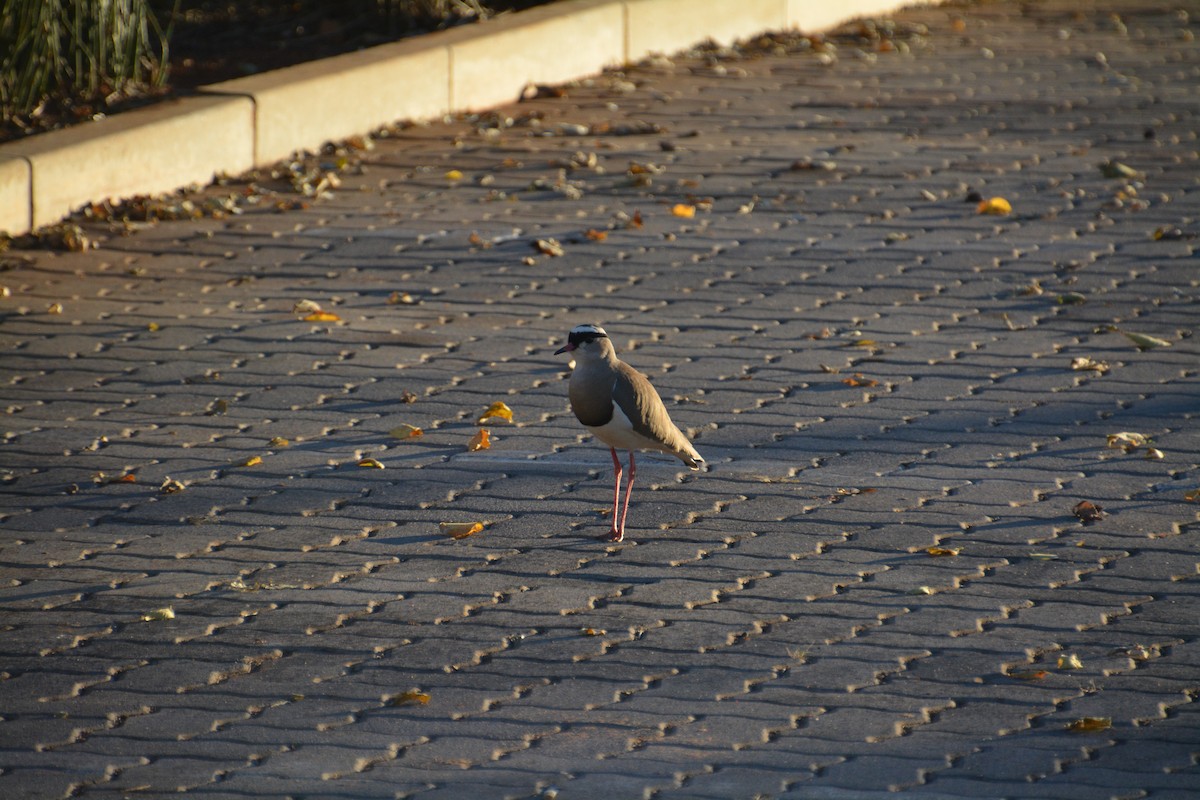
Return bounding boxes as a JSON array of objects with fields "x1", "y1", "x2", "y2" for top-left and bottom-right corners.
[{"x1": 2, "y1": 1, "x2": 1198, "y2": 798}]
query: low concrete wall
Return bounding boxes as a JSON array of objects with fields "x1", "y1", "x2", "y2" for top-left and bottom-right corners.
[{"x1": 0, "y1": 0, "x2": 931, "y2": 237}]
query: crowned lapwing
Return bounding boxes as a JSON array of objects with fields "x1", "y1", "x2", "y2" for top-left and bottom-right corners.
[{"x1": 555, "y1": 324, "x2": 703, "y2": 542}]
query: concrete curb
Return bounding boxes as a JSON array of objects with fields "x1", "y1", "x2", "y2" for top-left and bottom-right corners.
[{"x1": 0, "y1": 0, "x2": 930, "y2": 237}]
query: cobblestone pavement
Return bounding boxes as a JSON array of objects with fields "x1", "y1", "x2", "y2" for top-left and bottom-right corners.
[{"x1": 2, "y1": 1, "x2": 1199, "y2": 798}]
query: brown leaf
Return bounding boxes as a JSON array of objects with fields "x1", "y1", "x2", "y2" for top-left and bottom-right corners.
[
  {"x1": 1073, "y1": 500, "x2": 1105, "y2": 524},
  {"x1": 440, "y1": 522, "x2": 484, "y2": 539},
  {"x1": 389, "y1": 424, "x2": 423, "y2": 440},
  {"x1": 385, "y1": 690, "x2": 430, "y2": 706},
  {"x1": 1066, "y1": 717, "x2": 1112, "y2": 733},
  {"x1": 841, "y1": 374, "x2": 879, "y2": 388},
  {"x1": 467, "y1": 428, "x2": 491, "y2": 452}
]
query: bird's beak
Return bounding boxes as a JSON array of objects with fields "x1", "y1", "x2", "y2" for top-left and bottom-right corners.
[{"x1": 554, "y1": 343, "x2": 576, "y2": 355}]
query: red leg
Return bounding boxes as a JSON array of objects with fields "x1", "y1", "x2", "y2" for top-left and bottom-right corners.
[
  {"x1": 604, "y1": 447, "x2": 623, "y2": 541},
  {"x1": 615, "y1": 450, "x2": 636, "y2": 540}
]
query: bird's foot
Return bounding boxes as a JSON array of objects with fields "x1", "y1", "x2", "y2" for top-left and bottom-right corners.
[{"x1": 601, "y1": 529, "x2": 624, "y2": 543}]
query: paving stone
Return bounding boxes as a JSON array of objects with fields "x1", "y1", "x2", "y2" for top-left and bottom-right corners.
[{"x1": 2, "y1": 1, "x2": 1199, "y2": 797}]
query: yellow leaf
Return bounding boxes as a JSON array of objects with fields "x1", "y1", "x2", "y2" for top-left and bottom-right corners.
[
  {"x1": 147, "y1": 322, "x2": 160, "y2": 332},
  {"x1": 1057, "y1": 653, "x2": 1083, "y2": 670},
  {"x1": 142, "y1": 607, "x2": 175, "y2": 622},
  {"x1": 47, "y1": 302, "x2": 63, "y2": 314},
  {"x1": 240, "y1": 455, "x2": 263, "y2": 467},
  {"x1": 357, "y1": 457, "x2": 385, "y2": 469},
  {"x1": 385, "y1": 690, "x2": 430, "y2": 706},
  {"x1": 477, "y1": 401, "x2": 513, "y2": 425},
  {"x1": 977, "y1": 196, "x2": 1012, "y2": 215},
  {"x1": 445, "y1": 169, "x2": 464, "y2": 181},
  {"x1": 389, "y1": 424, "x2": 423, "y2": 440},
  {"x1": 1067, "y1": 717, "x2": 1112, "y2": 733},
  {"x1": 671, "y1": 203, "x2": 696, "y2": 218},
  {"x1": 303, "y1": 311, "x2": 341, "y2": 322},
  {"x1": 926, "y1": 546, "x2": 960, "y2": 557},
  {"x1": 467, "y1": 428, "x2": 491, "y2": 452},
  {"x1": 580, "y1": 628, "x2": 606, "y2": 637},
  {"x1": 846, "y1": 339, "x2": 878, "y2": 348},
  {"x1": 440, "y1": 521, "x2": 484, "y2": 539},
  {"x1": 269, "y1": 437, "x2": 290, "y2": 447}
]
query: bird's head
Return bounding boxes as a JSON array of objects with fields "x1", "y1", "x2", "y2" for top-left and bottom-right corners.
[{"x1": 555, "y1": 324, "x2": 610, "y2": 358}]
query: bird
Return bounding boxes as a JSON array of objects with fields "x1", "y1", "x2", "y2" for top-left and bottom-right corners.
[{"x1": 555, "y1": 324, "x2": 703, "y2": 542}]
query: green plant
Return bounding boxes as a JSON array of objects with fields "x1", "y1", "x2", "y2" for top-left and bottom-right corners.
[{"x1": 0, "y1": 0, "x2": 175, "y2": 120}]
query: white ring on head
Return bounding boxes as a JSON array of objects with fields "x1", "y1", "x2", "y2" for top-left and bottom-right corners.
[{"x1": 570, "y1": 324, "x2": 607, "y2": 336}]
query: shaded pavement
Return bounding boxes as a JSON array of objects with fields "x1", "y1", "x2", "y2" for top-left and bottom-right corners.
[{"x1": 1, "y1": 1, "x2": 1199, "y2": 798}]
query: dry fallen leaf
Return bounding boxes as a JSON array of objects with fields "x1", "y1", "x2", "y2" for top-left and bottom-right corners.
[
  {"x1": 1057, "y1": 653, "x2": 1084, "y2": 670},
  {"x1": 389, "y1": 424, "x2": 423, "y2": 440},
  {"x1": 47, "y1": 302, "x2": 64, "y2": 314},
  {"x1": 477, "y1": 401, "x2": 514, "y2": 425},
  {"x1": 842, "y1": 374, "x2": 879, "y2": 388},
  {"x1": 159, "y1": 477, "x2": 184, "y2": 494},
  {"x1": 239, "y1": 455, "x2": 263, "y2": 467},
  {"x1": 303, "y1": 310, "x2": 341, "y2": 322},
  {"x1": 1073, "y1": 500, "x2": 1106, "y2": 524},
  {"x1": 534, "y1": 238, "x2": 565, "y2": 257},
  {"x1": 1185, "y1": 489, "x2": 1200, "y2": 502},
  {"x1": 1117, "y1": 329, "x2": 1172, "y2": 350},
  {"x1": 444, "y1": 169, "x2": 464, "y2": 181},
  {"x1": 1106, "y1": 432, "x2": 1148, "y2": 452},
  {"x1": 109, "y1": 473, "x2": 137, "y2": 485},
  {"x1": 1067, "y1": 717, "x2": 1112, "y2": 733},
  {"x1": 584, "y1": 228, "x2": 608, "y2": 241},
  {"x1": 1009, "y1": 669, "x2": 1049, "y2": 681},
  {"x1": 1144, "y1": 447, "x2": 1165, "y2": 461},
  {"x1": 580, "y1": 628, "x2": 606, "y2": 637},
  {"x1": 269, "y1": 437, "x2": 290, "y2": 447},
  {"x1": 357, "y1": 457, "x2": 385, "y2": 469},
  {"x1": 1099, "y1": 159, "x2": 1139, "y2": 179},
  {"x1": 926, "y1": 546, "x2": 960, "y2": 557},
  {"x1": 977, "y1": 196, "x2": 1012, "y2": 215},
  {"x1": 388, "y1": 291, "x2": 416, "y2": 305},
  {"x1": 671, "y1": 203, "x2": 696, "y2": 218},
  {"x1": 142, "y1": 607, "x2": 175, "y2": 622},
  {"x1": 1071, "y1": 357, "x2": 1110, "y2": 374},
  {"x1": 385, "y1": 689, "x2": 430, "y2": 706},
  {"x1": 467, "y1": 428, "x2": 491, "y2": 452},
  {"x1": 293, "y1": 299, "x2": 323, "y2": 314},
  {"x1": 440, "y1": 521, "x2": 484, "y2": 539}
]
